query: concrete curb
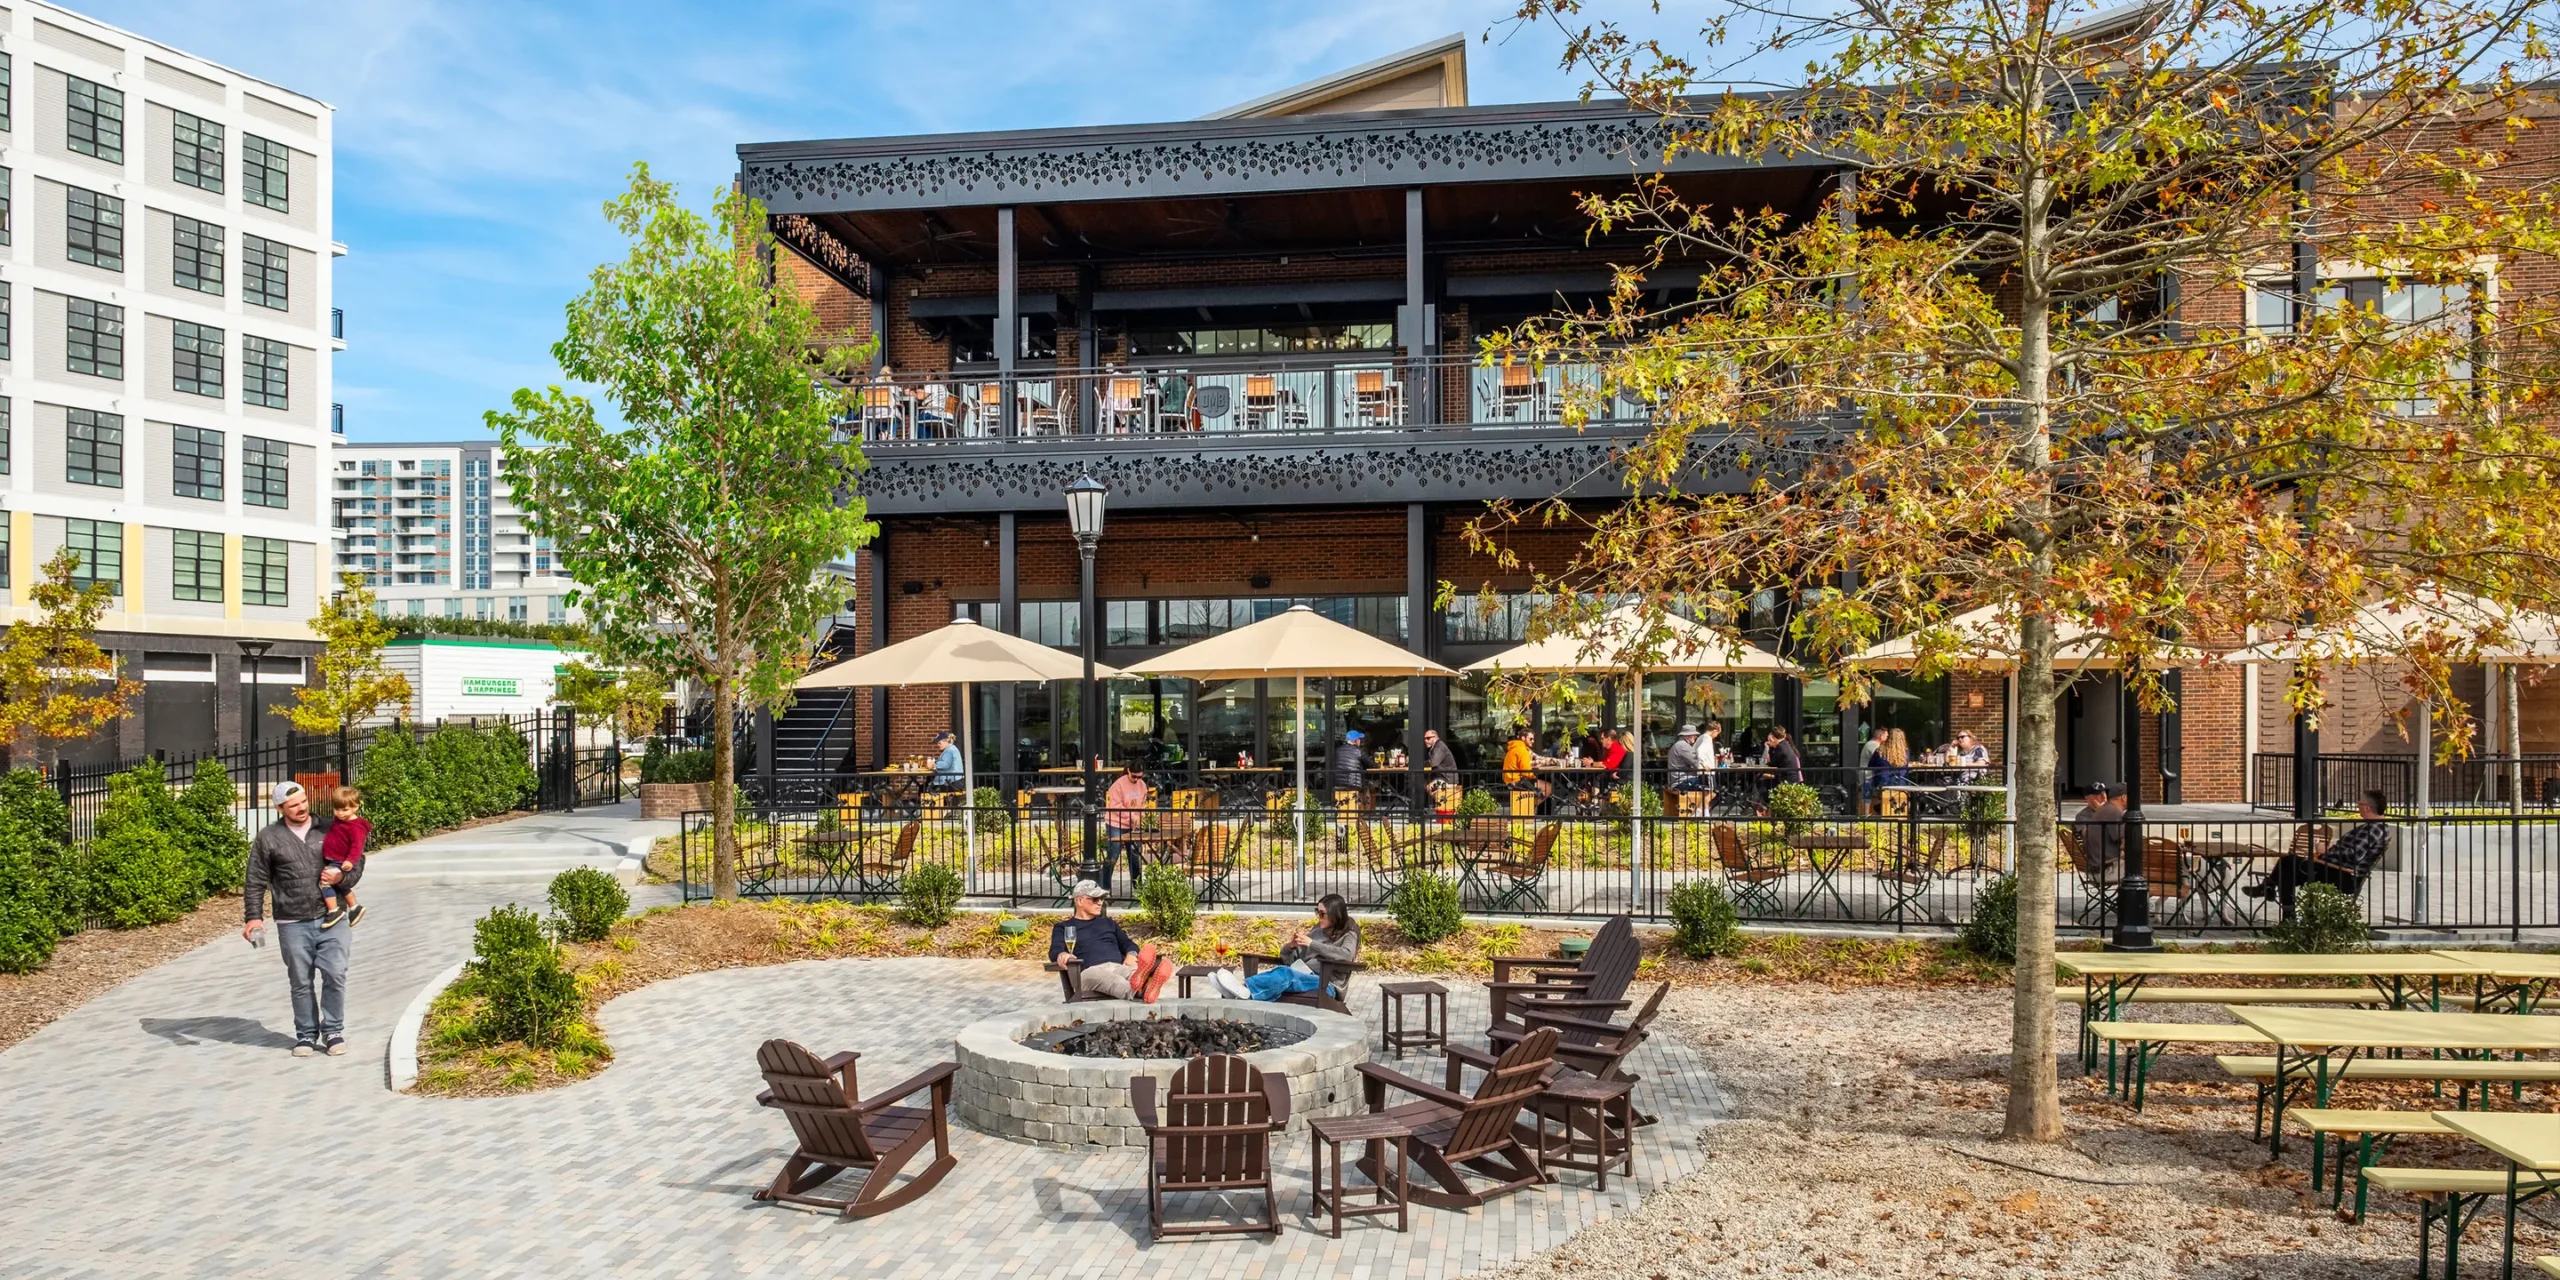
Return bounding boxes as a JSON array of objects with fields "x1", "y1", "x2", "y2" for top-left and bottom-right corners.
[{"x1": 387, "y1": 960, "x2": 467, "y2": 1093}]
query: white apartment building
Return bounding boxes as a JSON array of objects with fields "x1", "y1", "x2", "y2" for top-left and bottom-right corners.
[
  {"x1": 331, "y1": 439, "x2": 576, "y2": 625},
  {"x1": 0, "y1": 1, "x2": 338, "y2": 762}
]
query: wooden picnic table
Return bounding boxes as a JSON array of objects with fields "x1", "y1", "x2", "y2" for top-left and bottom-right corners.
[
  {"x1": 2228, "y1": 1006, "x2": 2560, "y2": 1159},
  {"x1": 2436, "y1": 951, "x2": 2560, "y2": 1013},
  {"x1": 2059, "y1": 953, "x2": 2490, "y2": 1072},
  {"x1": 2428, "y1": 1112, "x2": 2560, "y2": 1280}
]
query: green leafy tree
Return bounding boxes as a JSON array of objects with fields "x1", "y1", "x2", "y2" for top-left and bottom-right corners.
[
  {"x1": 0, "y1": 548, "x2": 140, "y2": 763},
  {"x1": 1496, "y1": 0, "x2": 2560, "y2": 1140},
  {"x1": 553, "y1": 660, "x2": 673, "y2": 741},
  {"x1": 283, "y1": 574, "x2": 413, "y2": 735},
  {"x1": 492, "y1": 163, "x2": 875, "y2": 899}
]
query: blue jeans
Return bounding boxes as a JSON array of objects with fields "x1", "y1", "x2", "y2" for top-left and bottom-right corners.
[
  {"x1": 1246, "y1": 965, "x2": 1323, "y2": 1001},
  {"x1": 1097, "y1": 835, "x2": 1144, "y2": 892},
  {"x1": 275, "y1": 918, "x2": 350, "y2": 1044}
]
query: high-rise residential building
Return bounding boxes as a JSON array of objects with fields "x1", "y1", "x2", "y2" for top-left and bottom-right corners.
[
  {"x1": 330, "y1": 439, "x2": 575, "y2": 626},
  {"x1": 0, "y1": 0, "x2": 338, "y2": 762}
]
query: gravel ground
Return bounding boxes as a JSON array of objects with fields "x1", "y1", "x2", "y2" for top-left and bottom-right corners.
[
  {"x1": 1488, "y1": 984, "x2": 2560, "y2": 1279},
  {"x1": 0, "y1": 895, "x2": 239, "y2": 1051}
]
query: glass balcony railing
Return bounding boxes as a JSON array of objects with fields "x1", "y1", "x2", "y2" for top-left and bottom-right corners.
[{"x1": 843, "y1": 354, "x2": 1655, "y2": 445}]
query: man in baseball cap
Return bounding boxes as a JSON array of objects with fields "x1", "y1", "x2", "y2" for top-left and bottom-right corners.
[
  {"x1": 1048, "y1": 880, "x2": 1170, "y2": 1001},
  {"x1": 242, "y1": 777, "x2": 350, "y2": 1056}
]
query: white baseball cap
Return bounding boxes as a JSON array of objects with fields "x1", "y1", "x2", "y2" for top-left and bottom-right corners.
[{"x1": 270, "y1": 781, "x2": 307, "y2": 807}]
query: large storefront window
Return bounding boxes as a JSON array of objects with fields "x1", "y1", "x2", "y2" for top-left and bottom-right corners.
[
  {"x1": 1678, "y1": 674, "x2": 1780, "y2": 757},
  {"x1": 1105, "y1": 681, "x2": 1191, "y2": 768},
  {"x1": 1197, "y1": 679, "x2": 1259, "y2": 767},
  {"x1": 1859, "y1": 672, "x2": 1951, "y2": 756}
]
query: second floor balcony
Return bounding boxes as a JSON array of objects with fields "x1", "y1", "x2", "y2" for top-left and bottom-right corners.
[{"x1": 847, "y1": 353, "x2": 1651, "y2": 446}]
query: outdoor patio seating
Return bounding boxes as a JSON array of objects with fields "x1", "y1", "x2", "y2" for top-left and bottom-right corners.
[
  {"x1": 1483, "y1": 822, "x2": 1559, "y2": 913},
  {"x1": 1178, "y1": 822, "x2": 1238, "y2": 904},
  {"x1": 1355, "y1": 1025, "x2": 1559, "y2": 1210},
  {"x1": 1360, "y1": 819, "x2": 1433, "y2": 899},
  {"x1": 1485, "y1": 913, "x2": 1637, "y2": 1036},
  {"x1": 750, "y1": 1039, "x2": 959, "y2": 1219},
  {"x1": 853, "y1": 820, "x2": 922, "y2": 896},
  {"x1": 1129, "y1": 1053, "x2": 1289, "y2": 1239},
  {"x1": 1875, "y1": 825, "x2": 1954, "y2": 917},
  {"x1": 2061, "y1": 826, "x2": 2114, "y2": 925},
  {"x1": 1713, "y1": 823, "x2": 1791, "y2": 915},
  {"x1": 1240, "y1": 949, "x2": 1363, "y2": 1016},
  {"x1": 1458, "y1": 980, "x2": 1670, "y2": 1127}
]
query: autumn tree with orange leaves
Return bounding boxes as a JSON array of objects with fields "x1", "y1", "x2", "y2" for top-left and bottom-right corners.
[
  {"x1": 0, "y1": 548, "x2": 141, "y2": 764},
  {"x1": 1485, "y1": 0, "x2": 2560, "y2": 1141}
]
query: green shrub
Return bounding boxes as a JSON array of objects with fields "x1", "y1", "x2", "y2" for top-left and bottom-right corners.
[
  {"x1": 1958, "y1": 874, "x2": 2020, "y2": 964},
  {"x1": 2267, "y1": 882, "x2": 2375, "y2": 954},
  {"x1": 968, "y1": 785, "x2": 1013, "y2": 831},
  {"x1": 357, "y1": 728, "x2": 432, "y2": 845},
  {"x1": 1608, "y1": 782, "x2": 1663, "y2": 818},
  {"x1": 1667, "y1": 879, "x2": 1742, "y2": 958},
  {"x1": 1766, "y1": 782, "x2": 1826, "y2": 830},
  {"x1": 177, "y1": 760, "x2": 250, "y2": 897},
  {"x1": 1135, "y1": 863, "x2": 1197, "y2": 939},
  {"x1": 1454, "y1": 788, "x2": 1501, "y2": 818},
  {"x1": 1387, "y1": 871, "x2": 1464, "y2": 944},
  {"x1": 638, "y1": 744, "x2": 715, "y2": 785},
  {"x1": 896, "y1": 861, "x2": 965, "y2": 928},
  {"x1": 463, "y1": 904, "x2": 581, "y2": 1048},
  {"x1": 1264, "y1": 789, "x2": 1318, "y2": 840},
  {"x1": 85, "y1": 760, "x2": 201, "y2": 929},
  {"x1": 547, "y1": 867, "x2": 629, "y2": 943},
  {"x1": 0, "y1": 771, "x2": 75, "y2": 973}
]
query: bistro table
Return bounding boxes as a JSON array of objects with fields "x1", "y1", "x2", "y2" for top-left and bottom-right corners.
[
  {"x1": 2429, "y1": 1111, "x2": 2560, "y2": 1280},
  {"x1": 2057, "y1": 953, "x2": 2491, "y2": 1073},
  {"x1": 1428, "y1": 821, "x2": 1513, "y2": 904},
  {"x1": 2171, "y1": 834, "x2": 2282, "y2": 925},
  {"x1": 1783, "y1": 832, "x2": 1871, "y2": 916},
  {"x1": 2225, "y1": 1006, "x2": 2560, "y2": 1159}
]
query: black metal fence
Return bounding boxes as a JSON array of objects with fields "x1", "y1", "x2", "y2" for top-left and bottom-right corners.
[
  {"x1": 677, "y1": 799, "x2": 2560, "y2": 938},
  {"x1": 2252, "y1": 752, "x2": 2560, "y2": 813},
  {"x1": 38, "y1": 709, "x2": 622, "y2": 841}
]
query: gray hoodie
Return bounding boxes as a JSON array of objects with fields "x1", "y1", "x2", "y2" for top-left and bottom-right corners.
[{"x1": 243, "y1": 816, "x2": 333, "y2": 923}]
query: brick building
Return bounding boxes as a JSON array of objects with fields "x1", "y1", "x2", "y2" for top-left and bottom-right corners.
[{"x1": 736, "y1": 36, "x2": 2555, "y2": 808}]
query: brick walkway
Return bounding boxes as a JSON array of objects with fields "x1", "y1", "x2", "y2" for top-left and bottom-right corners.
[{"x1": 0, "y1": 810, "x2": 1725, "y2": 1279}]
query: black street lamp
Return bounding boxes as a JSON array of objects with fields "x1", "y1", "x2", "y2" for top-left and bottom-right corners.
[
  {"x1": 2109, "y1": 660, "x2": 2159, "y2": 951},
  {"x1": 238, "y1": 639, "x2": 275, "y2": 788},
  {"x1": 1065, "y1": 476, "x2": 1108, "y2": 873}
]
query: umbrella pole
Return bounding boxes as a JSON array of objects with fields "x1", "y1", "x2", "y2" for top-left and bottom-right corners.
[
  {"x1": 1630, "y1": 668, "x2": 1644, "y2": 915},
  {"x1": 2414, "y1": 695, "x2": 2430, "y2": 925},
  {"x1": 962, "y1": 682, "x2": 976, "y2": 880},
  {"x1": 1295, "y1": 673, "x2": 1308, "y2": 898}
]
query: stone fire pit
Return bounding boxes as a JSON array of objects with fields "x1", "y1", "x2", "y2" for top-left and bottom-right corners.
[{"x1": 952, "y1": 999, "x2": 1367, "y2": 1148}]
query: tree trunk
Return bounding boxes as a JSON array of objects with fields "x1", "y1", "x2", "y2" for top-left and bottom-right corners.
[
  {"x1": 2005, "y1": 613, "x2": 2066, "y2": 1141},
  {"x1": 711, "y1": 675, "x2": 738, "y2": 900}
]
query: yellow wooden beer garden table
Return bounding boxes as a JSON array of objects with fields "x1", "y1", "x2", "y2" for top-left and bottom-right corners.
[
  {"x1": 2058, "y1": 952, "x2": 2489, "y2": 1071},
  {"x1": 2424, "y1": 1112, "x2": 2560, "y2": 1280},
  {"x1": 2226, "y1": 1006, "x2": 2560, "y2": 1161}
]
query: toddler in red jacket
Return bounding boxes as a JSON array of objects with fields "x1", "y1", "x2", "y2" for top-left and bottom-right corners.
[{"x1": 320, "y1": 786, "x2": 371, "y2": 928}]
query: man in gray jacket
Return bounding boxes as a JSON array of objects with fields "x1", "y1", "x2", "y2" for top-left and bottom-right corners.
[{"x1": 241, "y1": 781, "x2": 347, "y2": 1057}]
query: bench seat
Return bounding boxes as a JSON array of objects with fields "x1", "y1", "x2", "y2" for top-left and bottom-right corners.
[
  {"x1": 2069, "y1": 986, "x2": 2472, "y2": 1007},
  {"x1": 2087, "y1": 1021, "x2": 2273, "y2": 1043},
  {"x1": 2215, "y1": 1056, "x2": 2560, "y2": 1084},
  {"x1": 2288, "y1": 1108, "x2": 2461, "y2": 1220}
]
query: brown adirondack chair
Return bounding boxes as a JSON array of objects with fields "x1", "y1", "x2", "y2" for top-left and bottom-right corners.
[
  {"x1": 1483, "y1": 913, "x2": 1637, "y2": 1035},
  {"x1": 1129, "y1": 1053, "x2": 1290, "y2": 1239},
  {"x1": 1238, "y1": 949, "x2": 1364, "y2": 1016},
  {"x1": 1356, "y1": 1025, "x2": 1559, "y2": 1209},
  {"x1": 750, "y1": 1039, "x2": 960, "y2": 1218},
  {"x1": 1453, "y1": 980, "x2": 1671, "y2": 1128}
]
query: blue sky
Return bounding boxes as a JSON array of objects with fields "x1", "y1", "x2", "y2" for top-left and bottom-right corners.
[{"x1": 73, "y1": 0, "x2": 1700, "y2": 443}]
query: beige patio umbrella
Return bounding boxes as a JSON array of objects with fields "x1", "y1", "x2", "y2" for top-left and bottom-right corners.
[
  {"x1": 1464, "y1": 605, "x2": 1796, "y2": 895},
  {"x1": 1121, "y1": 604, "x2": 1456, "y2": 886},
  {"x1": 797, "y1": 616, "x2": 1123, "y2": 860}
]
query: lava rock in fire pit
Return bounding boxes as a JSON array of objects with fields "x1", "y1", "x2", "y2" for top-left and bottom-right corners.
[{"x1": 1028, "y1": 1014, "x2": 1310, "y2": 1059}]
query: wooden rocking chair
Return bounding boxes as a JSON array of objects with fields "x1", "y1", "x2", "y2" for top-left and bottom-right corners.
[
  {"x1": 750, "y1": 1039, "x2": 960, "y2": 1219},
  {"x1": 1484, "y1": 913, "x2": 1637, "y2": 1036},
  {"x1": 1456, "y1": 980, "x2": 1672, "y2": 1128},
  {"x1": 1356, "y1": 1026, "x2": 1559, "y2": 1209},
  {"x1": 1129, "y1": 1053, "x2": 1290, "y2": 1239}
]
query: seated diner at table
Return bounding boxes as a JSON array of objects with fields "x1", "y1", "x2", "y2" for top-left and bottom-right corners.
[
  {"x1": 2244, "y1": 789, "x2": 2393, "y2": 917},
  {"x1": 1943, "y1": 730, "x2": 1991, "y2": 781}
]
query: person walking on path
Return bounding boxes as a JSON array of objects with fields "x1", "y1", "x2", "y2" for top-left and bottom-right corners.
[{"x1": 240, "y1": 781, "x2": 349, "y2": 1057}]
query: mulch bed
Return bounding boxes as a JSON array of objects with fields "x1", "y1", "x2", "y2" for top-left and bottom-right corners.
[{"x1": 0, "y1": 896, "x2": 241, "y2": 1052}]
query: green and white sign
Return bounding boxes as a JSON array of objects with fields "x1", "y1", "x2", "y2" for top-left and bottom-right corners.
[{"x1": 460, "y1": 677, "x2": 521, "y2": 697}]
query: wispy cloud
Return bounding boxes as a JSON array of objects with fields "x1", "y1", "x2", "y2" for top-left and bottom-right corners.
[{"x1": 74, "y1": 0, "x2": 1691, "y2": 441}]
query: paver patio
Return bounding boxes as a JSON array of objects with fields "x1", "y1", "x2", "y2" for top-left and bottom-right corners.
[{"x1": 0, "y1": 809, "x2": 1724, "y2": 1278}]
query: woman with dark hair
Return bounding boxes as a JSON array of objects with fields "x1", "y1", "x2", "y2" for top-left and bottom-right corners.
[{"x1": 1209, "y1": 894, "x2": 1361, "y2": 1001}]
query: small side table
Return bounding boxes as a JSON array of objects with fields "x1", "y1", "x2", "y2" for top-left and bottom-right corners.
[
  {"x1": 1529, "y1": 1073, "x2": 1636, "y2": 1190},
  {"x1": 1380, "y1": 980, "x2": 1448, "y2": 1056},
  {"x1": 1174, "y1": 964, "x2": 1222, "y2": 998},
  {"x1": 1308, "y1": 1113, "x2": 1412, "y2": 1237}
]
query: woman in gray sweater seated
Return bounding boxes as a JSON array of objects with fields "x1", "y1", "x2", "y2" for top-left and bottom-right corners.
[{"x1": 1210, "y1": 894, "x2": 1360, "y2": 1001}]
